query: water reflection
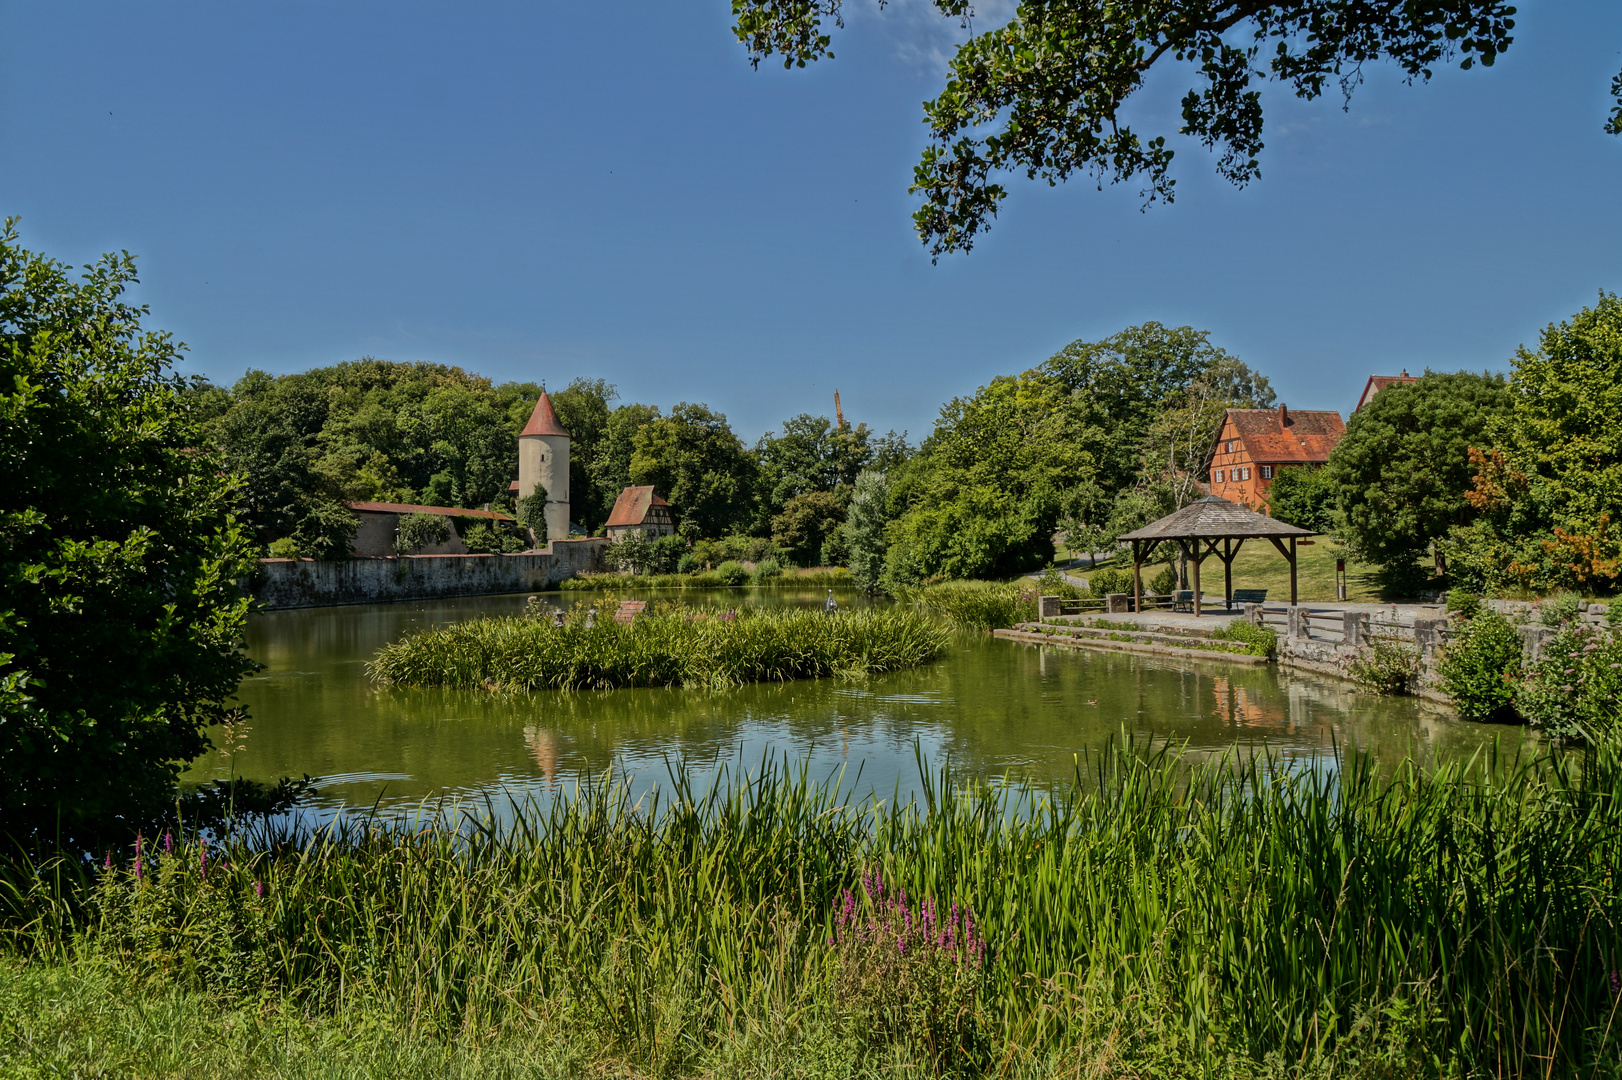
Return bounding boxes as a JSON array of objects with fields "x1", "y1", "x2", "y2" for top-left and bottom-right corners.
[{"x1": 187, "y1": 589, "x2": 1537, "y2": 820}]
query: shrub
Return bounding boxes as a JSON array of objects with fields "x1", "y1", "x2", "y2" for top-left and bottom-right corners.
[
  {"x1": 1032, "y1": 567, "x2": 1084, "y2": 600},
  {"x1": 713, "y1": 561, "x2": 750, "y2": 586},
  {"x1": 750, "y1": 558, "x2": 783, "y2": 583},
  {"x1": 677, "y1": 552, "x2": 701, "y2": 574},
  {"x1": 266, "y1": 537, "x2": 300, "y2": 559},
  {"x1": 1209, "y1": 620, "x2": 1277, "y2": 658},
  {"x1": 1445, "y1": 587, "x2": 1481, "y2": 620},
  {"x1": 1148, "y1": 565, "x2": 1178, "y2": 596},
  {"x1": 396, "y1": 512, "x2": 450, "y2": 555},
  {"x1": 457, "y1": 519, "x2": 525, "y2": 555},
  {"x1": 831, "y1": 871, "x2": 988, "y2": 1071},
  {"x1": 1087, "y1": 567, "x2": 1133, "y2": 596},
  {"x1": 1539, "y1": 591, "x2": 1582, "y2": 628},
  {"x1": 1515, "y1": 624, "x2": 1622, "y2": 742},
  {"x1": 1346, "y1": 638, "x2": 1419, "y2": 695},
  {"x1": 1438, "y1": 611, "x2": 1523, "y2": 721},
  {"x1": 515, "y1": 487, "x2": 548, "y2": 546}
]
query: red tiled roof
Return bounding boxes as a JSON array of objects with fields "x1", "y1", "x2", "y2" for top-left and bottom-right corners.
[
  {"x1": 519, "y1": 392, "x2": 570, "y2": 438},
  {"x1": 1354, "y1": 372, "x2": 1418, "y2": 412},
  {"x1": 345, "y1": 501, "x2": 513, "y2": 522},
  {"x1": 1224, "y1": 406, "x2": 1345, "y2": 465},
  {"x1": 604, "y1": 485, "x2": 670, "y2": 527}
]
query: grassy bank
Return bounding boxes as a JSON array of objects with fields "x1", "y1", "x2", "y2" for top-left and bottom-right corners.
[
  {"x1": 562, "y1": 567, "x2": 852, "y2": 591},
  {"x1": 368, "y1": 604, "x2": 948, "y2": 690},
  {"x1": 4, "y1": 743, "x2": 1619, "y2": 1078}
]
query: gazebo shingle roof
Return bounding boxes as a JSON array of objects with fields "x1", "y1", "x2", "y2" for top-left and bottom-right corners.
[{"x1": 1116, "y1": 495, "x2": 1314, "y2": 541}]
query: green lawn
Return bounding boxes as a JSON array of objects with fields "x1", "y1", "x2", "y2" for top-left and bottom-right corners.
[{"x1": 1060, "y1": 541, "x2": 1391, "y2": 603}]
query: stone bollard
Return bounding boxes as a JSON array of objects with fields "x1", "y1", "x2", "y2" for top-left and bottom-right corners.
[
  {"x1": 1039, "y1": 595, "x2": 1061, "y2": 620},
  {"x1": 1343, "y1": 611, "x2": 1369, "y2": 648},
  {"x1": 1413, "y1": 618, "x2": 1445, "y2": 662},
  {"x1": 1287, "y1": 605, "x2": 1306, "y2": 640},
  {"x1": 1243, "y1": 603, "x2": 1263, "y2": 627},
  {"x1": 1518, "y1": 624, "x2": 1557, "y2": 662},
  {"x1": 1105, "y1": 593, "x2": 1131, "y2": 614}
]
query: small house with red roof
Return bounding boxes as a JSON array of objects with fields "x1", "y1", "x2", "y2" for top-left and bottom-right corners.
[
  {"x1": 604, "y1": 485, "x2": 676, "y2": 542},
  {"x1": 1207, "y1": 404, "x2": 1345, "y2": 509},
  {"x1": 1353, "y1": 370, "x2": 1419, "y2": 413}
]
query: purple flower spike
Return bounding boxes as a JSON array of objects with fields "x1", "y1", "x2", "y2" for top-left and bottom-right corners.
[
  {"x1": 103, "y1": 852, "x2": 111, "y2": 871},
  {"x1": 163, "y1": 831, "x2": 173, "y2": 853},
  {"x1": 254, "y1": 880, "x2": 265, "y2": 898}
]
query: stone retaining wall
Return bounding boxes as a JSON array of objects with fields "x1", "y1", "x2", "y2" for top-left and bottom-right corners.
[{"x1": 247, "y1": 537, "x2": 607, "y2": 609}]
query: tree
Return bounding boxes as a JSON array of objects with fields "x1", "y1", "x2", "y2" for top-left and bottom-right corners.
[
  {"x1": 842, "y1": 470, "x2": 893, "y2": 594},
  {"x1": 733, "y1": 2, "x2": 1617, "y2": 257},
  {"x1": 630, "y1": 403, "x2": 756, "y2": 538},
  {"x1": 753, "y1": 413, "x2": 872, "y2": 530},
  {"x1": 771, "y1": 490, "x2": 846, "y2": 566},
  {"x1": 590, "y1": 402, "x2": 661, "y2": 525},
  {"x1": 0, "y1": 221, "x2": 260, "y2": 840},
  {"x1": 397, "y1": 512, "x2": 451, "y2": 554},
  {"x1": 1443, "y1": 294, "x2": 1622, "y2": 592},
  {"x1": 1266, "y1": 465, "x2": 1338, "y2": 535},
  {"x1": 516, "y1": 487, "x2": 549, "y2": 547},
  {"x1": 548, "y1": 378, "x2": 618, "y2": 533},
  {"x1": 1326, "y1": 370, "x2": 1510, "y2": 572}
]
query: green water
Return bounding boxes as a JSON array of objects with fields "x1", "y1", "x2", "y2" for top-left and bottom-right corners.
[{"x1": 188, "y1": 589, "x2": 1535, "y2": 816}]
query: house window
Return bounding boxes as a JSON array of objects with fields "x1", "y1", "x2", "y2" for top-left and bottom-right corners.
[
  {"x1": 1238, "y1": 466, "x2": 1251, "y2": 481},
  {"x1": 1260, "y1": 465, "x2": 1273, "y2": 479},
  {"x1": 1213, "y1": 469, "x2": 1225, "y2": 483}
]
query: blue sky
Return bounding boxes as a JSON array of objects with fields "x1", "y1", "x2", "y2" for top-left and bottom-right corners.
[{"x1": 3, "y1": 2, "x2": 1619, "y2": 441}]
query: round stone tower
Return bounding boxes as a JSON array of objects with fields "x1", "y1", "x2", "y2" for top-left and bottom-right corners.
[{"x1": 516, "y1": 391, "x2": 570, "y2": 544}]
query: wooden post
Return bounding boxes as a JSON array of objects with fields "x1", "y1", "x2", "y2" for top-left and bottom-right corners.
[
  {"x1": 1131, "y1": 540, "x2": 1143, "y2": 614},
  {"x1": 1289, "y1": 536, "x2": 1298, "y2": 605},
  {"x1": 1223, "y1": 537, "x2": 1232, "y2": 610},
  {"x1": 1191, "y1": 542, "x2": 1202, "y2": 617}
]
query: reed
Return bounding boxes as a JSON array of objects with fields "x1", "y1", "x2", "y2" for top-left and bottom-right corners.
[
  {"x1": 560, "y1": 568, "x2": 854, "y2": 591},
  {"x1": 913, "y1": 581, "x2": 1037, "y2": 630},
  {"x1": 367, "y1": 604, "x2": 949, "y2": 691},
  {"x1": 6, "y1": 741, "x2": 1620, "y2": 1077}
]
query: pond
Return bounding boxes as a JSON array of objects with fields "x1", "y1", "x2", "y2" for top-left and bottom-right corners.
[{"x1": 187, "y1": 588, "x2": 1535, "y2": 817}]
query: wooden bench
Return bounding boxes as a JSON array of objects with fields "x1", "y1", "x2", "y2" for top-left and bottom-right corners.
[
  {"x1": 1172, "y1": 590, "x2": 1195, "y2": 613},
  {"x1": 612, "y1": 600, "x2": 647, "y2": 625},
  {"x1": 1231, "y1": 589, "x2": 1267, "y2": 608}
]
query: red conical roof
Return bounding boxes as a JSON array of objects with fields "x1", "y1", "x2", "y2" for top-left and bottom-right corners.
[{"x1": 520, "y1": 392, "x2": 570, "y2": 438}]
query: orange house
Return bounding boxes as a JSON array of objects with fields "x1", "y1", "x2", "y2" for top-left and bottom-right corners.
[{"x1": 1207, "y1": 405, "x2": 1345, "y2": 509}]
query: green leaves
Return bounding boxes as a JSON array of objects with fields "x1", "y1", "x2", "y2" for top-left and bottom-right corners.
[{"x1": 733, "y1": 1, "x2": 1549, "y2": 257}]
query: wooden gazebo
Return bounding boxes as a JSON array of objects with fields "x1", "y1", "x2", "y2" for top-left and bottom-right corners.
[{"x1": 1116, "y1": 495, "x2": 1315, "y2": 615}]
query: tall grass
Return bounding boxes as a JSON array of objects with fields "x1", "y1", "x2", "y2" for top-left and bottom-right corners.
[
  {"x1": 561, "y1": 568, "x2": 852, "y2": 591},
  {"x1": 368, "y1": 604, "x2": 949, "y2": 690},
  {"x1": 6, "y1": 742, "x2": 1621, "y2": 1076},
  {"x1": 913, "y1": 581, "x2": 1037, "y2": 630}
]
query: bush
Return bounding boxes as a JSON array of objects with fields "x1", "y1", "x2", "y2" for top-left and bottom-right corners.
[
  {"x1": 515, "y1": 487, "x2": 548, "y2": 546},
  {"x1": 1148, "y1": 565, "x2": 1178, "y2": 595},
  {"x1": 396, "y1": 512, "x2": 450, "y2": 555},
  {"x1": 1438, "y1": 611, "x2": 1523, "y2": 721},
  {"x1": 1032, "y1": 567, "x2": 1085, "y2": 600},
  {"x1": 1345, "y1": 638, "x2": 1419, "y2": 695},
  {"x1": 750, "y1": 558, "x2": 783, "y2": 583},
  {"x1": 1445, "y1": 587, "x2": 1481, "y2": 620},
  {"x1": 266, "y1": 537, "x2": 300, "y2": 559},
  {"x1": 1209, "y1": 620, "x2": 1277, "y2": 658},
  {"x1": 713, "y1": 561, "x2": 750, "y2": 586},
  {"x1": 1087, "y1": 567, "x2": 1133, "y2": 596},
  {"x1": 1539, "y1": 590, "x2": 1582, "y2": 628},
  {"x1": 1515, "y1": 624, "x2": 1622, "y2": 742},
  {"x1": 677, "y1": 552, "x2": 701, "y2": 574}
]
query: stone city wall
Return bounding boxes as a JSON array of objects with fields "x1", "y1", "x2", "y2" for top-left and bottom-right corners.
[{"x1": 247, "y1": 537, "x2": 607, "y2": 610}]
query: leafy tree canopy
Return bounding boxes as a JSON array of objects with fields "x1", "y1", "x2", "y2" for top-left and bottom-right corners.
[
  {"x1": 0, "y1": 221, "x2": 260, "y2": 839},
  {"x1": 1446, "y1": 293, "x2": 1622, "y2": 591},
  {"x1": 732, "y1": 1, "x2": 1619, "y2": 257},
  {"x1": 1266, "y1": 464, "x2": 1339, "y2": 535},
  {"x1": 1326, "y1": 370, "x2": 1510, "y2": 568},
  {"x1": 754, "y1": 413, "x2": 873, "y2": 527},
  {"x1": 630, "y1": 402, "x2": 757, "y2": 539}
]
